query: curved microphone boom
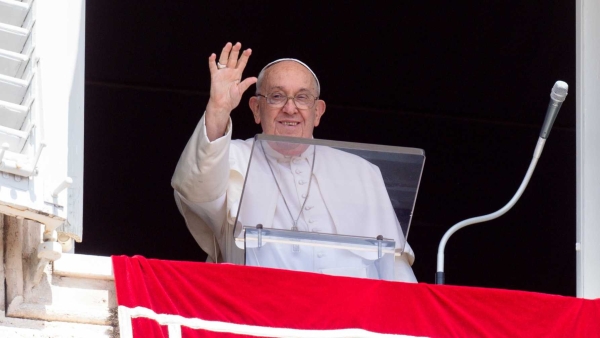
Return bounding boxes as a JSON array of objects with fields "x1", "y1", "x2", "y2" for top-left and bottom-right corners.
[{"x1": 435, "y1": 81, "x2": 569, "y2": 285}]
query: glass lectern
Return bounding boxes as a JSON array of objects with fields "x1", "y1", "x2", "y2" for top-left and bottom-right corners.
[{"x1": 234, "y1": 134, "x2": 425, "y2": 280}]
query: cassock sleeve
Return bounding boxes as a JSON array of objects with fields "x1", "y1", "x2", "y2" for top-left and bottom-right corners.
[{"x1": 171, "y1": 113, "x2": 232, "y2": 262}]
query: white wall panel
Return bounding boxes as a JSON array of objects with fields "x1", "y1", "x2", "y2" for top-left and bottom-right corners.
[{"x1": 576, "y1": 0, "x2": 600, "y2": 299}]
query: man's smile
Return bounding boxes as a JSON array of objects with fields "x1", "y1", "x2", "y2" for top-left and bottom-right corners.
[{"x1": 279, "y1": 121, "x2": 300, "y2": 126}]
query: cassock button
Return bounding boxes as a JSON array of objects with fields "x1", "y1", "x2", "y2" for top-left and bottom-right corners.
[
  {"x1": 301, "y1": 193, "x2": 307, "y2": 198},
  {"x1": 298, "y1": 180, "x2": 306, "y2": 185},
  {"x1": 317, "y1": 252, "x2": 325, "y2": 258},
  {"x1": 308, "y1": 219, "x2": 316, "y2": 223},
  {"x1": 293, "y1": 158, "x2": 302, "y2": 163},
  {"x1": 295, "y1": 169, "x2": 302, "y2": 174},
  {"x1": 305, "y1": 205, "x2": 313, "y2": 210}
]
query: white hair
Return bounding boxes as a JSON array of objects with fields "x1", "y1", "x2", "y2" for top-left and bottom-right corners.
[{"x1": 255, "y1": 58, "x2": 321, "y2": 97}]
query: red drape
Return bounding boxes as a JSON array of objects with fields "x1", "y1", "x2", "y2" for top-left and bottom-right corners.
[{"x1": 112, "y1": 255, "x2": 600, "y2": 338}]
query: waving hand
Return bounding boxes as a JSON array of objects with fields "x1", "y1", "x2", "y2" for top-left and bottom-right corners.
[{"x1": 205, "y1": 42, "x2": 257, "y2": 141}]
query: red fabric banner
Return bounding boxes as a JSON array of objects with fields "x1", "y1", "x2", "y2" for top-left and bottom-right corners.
[{"x1": 112, "y1": 255, "x2": 600, "y2": 338}]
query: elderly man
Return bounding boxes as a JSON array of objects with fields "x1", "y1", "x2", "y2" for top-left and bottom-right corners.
[{"x1": 172, "y1": 42, "x2": 417, "y2": 282}]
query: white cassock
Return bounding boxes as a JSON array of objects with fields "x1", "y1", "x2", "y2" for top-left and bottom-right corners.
[{"x1": 172, "y1": 114, "x2": 417, "y2": 282}]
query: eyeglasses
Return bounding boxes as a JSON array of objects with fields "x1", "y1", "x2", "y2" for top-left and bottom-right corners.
[{"x1": 256, "y1": 92, "x2": 318, "y2": 109}]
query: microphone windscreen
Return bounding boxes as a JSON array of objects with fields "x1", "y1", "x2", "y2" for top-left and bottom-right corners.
[{"x1": 551, "y1": 81, "x2": 569, "y2": 102}]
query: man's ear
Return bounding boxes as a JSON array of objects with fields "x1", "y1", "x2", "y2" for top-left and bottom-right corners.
[
  {"x1": 313, "y1": 100, "x2": 326, "y2": 127},
  {"x1": 249, "y1": 96, "x2": 261, "y2": 124}
]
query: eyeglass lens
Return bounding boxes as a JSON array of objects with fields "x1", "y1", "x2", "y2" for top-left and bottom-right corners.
[{"x1": 266, "y1": 92, "x2": 316, "y2": 109}]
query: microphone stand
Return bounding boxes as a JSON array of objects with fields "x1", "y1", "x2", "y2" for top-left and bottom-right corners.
[{"x1": 435, "y1": 81, "x2": 568, "y2": 285}]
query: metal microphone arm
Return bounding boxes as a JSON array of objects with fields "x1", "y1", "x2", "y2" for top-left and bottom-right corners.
[
  {"x1": 435, "y1": 138, "x2": 545, "y2": 285},
  {"x1": 435, "y1": 81, "x2": 568, "y2": 285}
]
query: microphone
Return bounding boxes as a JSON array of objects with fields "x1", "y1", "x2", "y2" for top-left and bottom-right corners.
[
  {"x1": 539, "y1": 81, "x2": 568, "y2": 139},
  {"x1": 435, "y1": 80, "x2": 569, "y2": 285}
]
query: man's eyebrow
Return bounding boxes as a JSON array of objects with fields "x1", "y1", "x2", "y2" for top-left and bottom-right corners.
[{"x1": 268, "y1": 86, "x2": 312, "y2": 93}]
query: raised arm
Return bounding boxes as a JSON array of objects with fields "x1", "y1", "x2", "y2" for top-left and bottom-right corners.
[{"x1": 205, "y1": 42, "x2": 257, "y2": 141}]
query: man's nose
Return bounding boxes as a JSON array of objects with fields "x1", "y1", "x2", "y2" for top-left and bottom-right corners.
[{"x1": 281, "y1": 97, "x2": 297, "y2": 114}]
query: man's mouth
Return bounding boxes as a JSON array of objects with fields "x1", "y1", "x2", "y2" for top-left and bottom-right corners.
[{"x1": 279, "y1": 121, "x2": 299, "y2": 126}]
